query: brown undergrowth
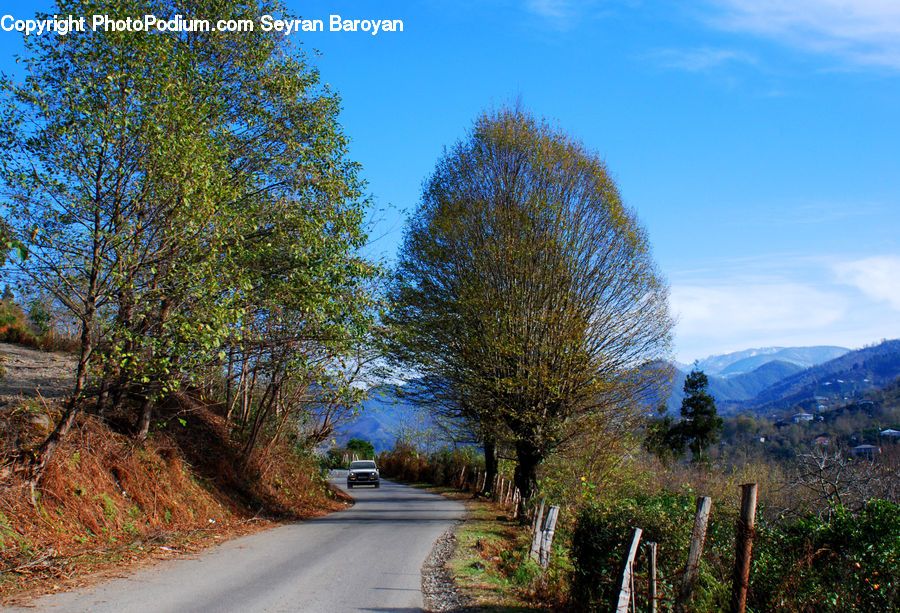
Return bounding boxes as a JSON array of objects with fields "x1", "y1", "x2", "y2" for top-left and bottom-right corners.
[{"x1": 0, "y1": 394, "x2": 350, "y2": 603}]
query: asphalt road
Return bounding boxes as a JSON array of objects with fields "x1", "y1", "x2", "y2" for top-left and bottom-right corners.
[{"x1": 4, "y1": 473, "x2": 465, "y2": 613}]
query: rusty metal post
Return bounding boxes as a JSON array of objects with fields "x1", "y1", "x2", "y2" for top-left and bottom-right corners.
[{"x1": 730, "y1": 483, "x2": 758, "y2": 613}]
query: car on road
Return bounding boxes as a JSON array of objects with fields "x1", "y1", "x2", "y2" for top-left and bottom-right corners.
[{"x1": 346, "y1": 460, "x2": 380, "y2": 488}]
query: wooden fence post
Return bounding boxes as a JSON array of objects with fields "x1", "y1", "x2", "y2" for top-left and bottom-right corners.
[
  {"x1": 649, "y1": 541, "x2": 658, "y2": 613},
  {"x1": 529, "y1": 498, "x2": 546, "y2": 561},
  {"x1": 539, "y1": 506, "x2": 560, "y2": 569},
  {"x1": 615, "y1": 527, "x2": 643, "y2": 613},
  {"x1": 675, "y1": 495, "x2": 712, "y2": 613},
  {"x1": 730, "y1": 483, "x2": 758, "y2": 613}
]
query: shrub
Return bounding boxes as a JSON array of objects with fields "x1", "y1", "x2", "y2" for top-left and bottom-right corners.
[
  {"x1": 571, "y1": 491, "x2": 735, "y2": 612},
  {"x1": 377, "y1": 442, "x2": 483, "y2": 487},
  {"x1": 751, "y1": 499, "x2": 900, "y2": 612}
]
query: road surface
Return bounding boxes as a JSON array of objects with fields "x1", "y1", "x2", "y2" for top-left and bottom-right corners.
[{"x1": 4, "y1": 473, "x2": 465, "y2": 613}]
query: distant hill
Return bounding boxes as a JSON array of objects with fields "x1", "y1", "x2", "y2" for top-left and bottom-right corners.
[
  {"x1": 737, "y1": 339, "x2": 900, "y2": 415},
  {"x1": 668, "y1": 359, "x2": 806, "y2": 411},
  {"x1": 709, "y1": 360, "x2": 806, "y2": 401},
  {"x1": 336, "y1": 386, "x2": 413, "y2": 452},
  {"x1": 693, "y1": 345, "x2": 849, "y2": 377}
]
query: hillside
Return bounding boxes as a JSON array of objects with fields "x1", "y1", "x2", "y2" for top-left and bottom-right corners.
[
  {"x1": 338, "y1": 386, "x2": 426, "y2": 452},
  {"x1": 708, "y1": 360, "x2": 806, "y2": 402},
  {"x1": 668, "y1": 359, "x2": 806, "y2": 411},
  {"x1": 738, "y1": 339, "x2": 900, "y2": 415},
  {"x1": 0, "y1": 343, "x2": 351, "y2": 599}
]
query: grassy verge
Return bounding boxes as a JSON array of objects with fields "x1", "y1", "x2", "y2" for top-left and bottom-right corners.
[{"x1": 394, "y1": 479, "x2": 569, "y2": 611}]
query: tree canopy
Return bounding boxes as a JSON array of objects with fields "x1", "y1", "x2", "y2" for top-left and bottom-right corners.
[
  {"x1": 645, "y1": 369, "x2": 723, "y2": 465},
  {"x1": 1, "y1": 0, "x2": 380, "y2": 486},
  {"x1": 388, "y1": 106, "x2": 673, "y2": 507}
]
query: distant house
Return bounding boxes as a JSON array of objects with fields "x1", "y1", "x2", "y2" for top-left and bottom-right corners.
[
  {"x1": 816, "y1": 404, "x2": 827, "y2": 412},
  {"x1": 851, "y1": 444, "x2": 879, "y2": 459},
  {"x1": 793, "y1": 412, "x2": 814, "y2": 423},
  {"x1": 880, "y1": 429, "x2": 900, "y2": 438},
  {"x1": 755, "y1": 436, "x2": 766, "y2": 443},
  {"x1": 812, "y1": 435, "x2": 830, "y2": 445}
]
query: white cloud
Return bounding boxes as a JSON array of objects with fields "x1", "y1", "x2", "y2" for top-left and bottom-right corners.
[
  {"x1": 525, "y1": 0, "x2": 576, "y2": 20},
  {"x1": 652, "y1": 46, "x2": 757, "y2": 71},
  {"x1": 708, "y1": 0, "x2": 900, "y2": 69},
  {"x1": 672, "y1": 282, "x2": 846, "y2": 339},
  {"x1": 834, "y1": 255, "x2": 900, "y2": 310}
]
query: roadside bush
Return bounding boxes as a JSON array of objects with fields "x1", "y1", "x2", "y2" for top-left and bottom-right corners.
[
  {"x1": 378, "y1": 441, "x2": 428, "y2": 481},
  {"x1": 571, "y1": 491, "x2": 900, "y2": 612},
  {"x1": 571, "y1": 491, "x2": 735, "y2": 612},
  {"x1": 378, "y1": 442, "x2": 483, "y2": 487},
  {"x1": 750, "y1": 499, "x2": 900, "y2": 612},
  {"x1": 0, "y1": 298, "x2": 79, "y2": 352}
]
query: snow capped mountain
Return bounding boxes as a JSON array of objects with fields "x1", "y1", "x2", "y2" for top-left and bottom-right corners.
[{"x1": 690, "y1": 346, "x2": 849, "y2": 377}]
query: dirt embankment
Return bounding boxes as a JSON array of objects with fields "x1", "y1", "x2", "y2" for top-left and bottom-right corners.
[{"x1": 0, "y1": 342, "x2": 351, "y2": 604}]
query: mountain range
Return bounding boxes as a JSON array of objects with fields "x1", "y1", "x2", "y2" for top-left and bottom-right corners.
[
  {"x1": 341, "y1": 340, "x2": 900, "y2": 450},
  {"x1": 681, "y1": 345, "x2": 849, "y2": 377}
]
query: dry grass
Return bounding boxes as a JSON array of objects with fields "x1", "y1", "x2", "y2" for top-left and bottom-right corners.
[{"x1": 0, "y1": 394, "x2": 350, "y2": 602}]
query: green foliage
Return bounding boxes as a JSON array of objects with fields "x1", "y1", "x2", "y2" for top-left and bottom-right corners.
[
  {"x1": 97, "y1": 493, "x2": 118, "y2": 519},
  {"x1": 643, "y1": 408, "x2": 682, "y2": 464},
  {"x1": 646, "y1": 370, "x2": 723, "y2": 465},
  {"x1": 346, "y1": 438, "x2": 375, "y2": 460},
  {"x1": 378, "y1": 441, "x2": 483, "y2": 486},
  {"x1": 571, "y1": 491, "x2": 736, "y2": 612},
  {"x1": 571, "y1": 489, "x2": 900, "y2": 612},
  {"x1": 750, "y1": 500, "x2": 900, "y2": 612},
  {"x1": 573, "y1": 492, "x2": 691, "y2": 611},
  {"x1": 0, "y1": 0, "x2": 381, "y2": 454},
  {"x1": 26, "y1": 297, "x2": 51, "y2": 335},
  {"x1": 678, "y1": 370, "x2": 723, "y2": 464}
]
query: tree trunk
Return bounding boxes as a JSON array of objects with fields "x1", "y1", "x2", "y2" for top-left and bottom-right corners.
[
  {"x1": 25, "y1": 309, "x2": 95, "y2": 498},
  {"x1": 224, "y1": 349, "x2": 234, "y2": 423},
  {"x1": 242, "y1": 382, "x2": 278, "y2": 460},
  {"x1": 513, "y1": 437, "x2": 542, "y2": 518},
  {"x1": 96, "y1": 374, "x2": 110, "y2": 421},
  {"x1": 136, "y1": 394, "x2": 155, "y2": 440},
  {"x1": 483, "y1": 433, "x2": 498, "y2": 496}
]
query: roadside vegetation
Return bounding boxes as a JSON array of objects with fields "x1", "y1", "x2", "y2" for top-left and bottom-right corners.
[
  {"x1": 381, "y1": 105, "x2": 900, "y2": 611},
  {"x1": 2, "y1": 2, "x2": 898, "y2": 611},
  {"x1": 1, "y1": 0, "x2": 375, "y2": 599}
]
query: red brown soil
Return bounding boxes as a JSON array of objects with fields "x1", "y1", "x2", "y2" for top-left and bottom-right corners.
[{"x1": 0, "y1": 376, "x2": 351, "y2": 604}]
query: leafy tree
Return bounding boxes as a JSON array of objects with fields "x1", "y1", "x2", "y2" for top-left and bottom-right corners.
[
  {"x1": 677, "y1": 370, "x2": 723, "y2": 464},
  {"x1": 1, "y1": 0, "x2": 379, "y2": 487},
  {"x1": 643, "y1": 408, "x2": 683, "y2": 464},
  {"x1": 388, "y1": 106, "x2": 672, "y2": 510},
  {"x1": 346, "y1": 438, "x2": 375, "y2": 460}
]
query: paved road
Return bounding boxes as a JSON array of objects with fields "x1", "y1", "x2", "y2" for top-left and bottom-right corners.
[{"x1": 4, "y1": 474, "x2": 465, "y2": 613}]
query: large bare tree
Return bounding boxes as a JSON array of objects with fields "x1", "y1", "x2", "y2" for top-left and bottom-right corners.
[{"x1": 389, "y1": 106, "x2": 673, "y2": 509}]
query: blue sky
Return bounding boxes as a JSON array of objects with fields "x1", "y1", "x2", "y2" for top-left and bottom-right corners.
[{"x1": 2, "y1": 1, "x2": 898, "y2": 362}]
